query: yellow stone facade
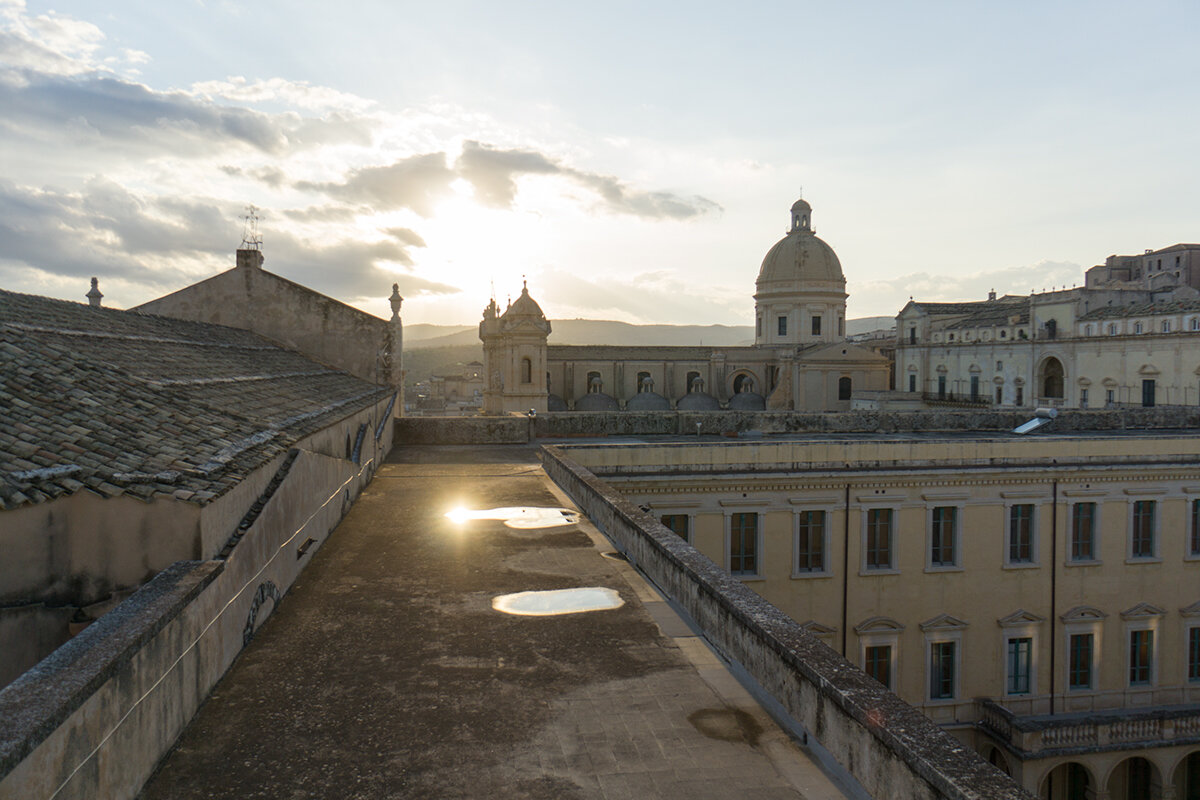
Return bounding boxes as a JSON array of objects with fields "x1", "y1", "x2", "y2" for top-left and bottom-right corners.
[{"x1": 564, "y1": 434, "x2": 1200, "y2": 798}]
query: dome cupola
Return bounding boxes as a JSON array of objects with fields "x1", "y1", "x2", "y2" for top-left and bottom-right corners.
[{"x1": 754, "y1": 197, "x2": 848, "y2": 347}]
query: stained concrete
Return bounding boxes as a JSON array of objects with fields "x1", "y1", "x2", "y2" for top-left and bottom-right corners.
[{"x1": 137, "y1": 445, "x2": 845, "y2": 799}]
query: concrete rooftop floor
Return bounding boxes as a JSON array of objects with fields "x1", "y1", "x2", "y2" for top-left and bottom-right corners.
[{"x1": 137, "y1": 445, "x2": 847, "y2": 799}]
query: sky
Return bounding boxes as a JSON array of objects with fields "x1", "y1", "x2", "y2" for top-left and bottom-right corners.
[{"x1": 2, "y1": 1, "x2": 1198, "y2": 326}]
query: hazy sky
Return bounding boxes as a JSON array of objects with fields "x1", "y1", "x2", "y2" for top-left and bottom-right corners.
[{"x1": 2, "y1": 1, "x2": 1197, "y2": 325}]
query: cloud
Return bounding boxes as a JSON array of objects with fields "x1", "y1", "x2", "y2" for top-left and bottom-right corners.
[
  {"x1": 456, "y1": 140, "x2": 721, "y2": 220},
  {"x1": 851, "y1": 260, "x2": 1086, "y2": 315},
  {"x1": 0, "y1": 179, "x2": 451, "y2": 301},
  {"x1": 0, "y1": 70, "x2": 289, "y2": 153},
  {"x1": 534, "y1": 265, "x2": 746, "y2": 324},
  {"x1": 191, "y1": 76, "x2": 376, "y2": 114},
  {"x1": 296, "y1": 152, "x2": 456, "y2": 216}
]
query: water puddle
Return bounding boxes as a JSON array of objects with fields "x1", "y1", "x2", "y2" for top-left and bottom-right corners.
[
  {"x1": 492, "y1": 587, "x2": 624, "y2": 616},
  {"x1": 444, "y1": 506, "x2": 579, "y2": 529}
]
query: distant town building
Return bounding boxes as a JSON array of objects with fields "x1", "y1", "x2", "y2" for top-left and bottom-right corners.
[
  {"x1": 896, "y1": 244, "x2": 1200, "y2": 410},
  {"x1": 481, "y1": 199, "x2": 890, "y2": 414}
]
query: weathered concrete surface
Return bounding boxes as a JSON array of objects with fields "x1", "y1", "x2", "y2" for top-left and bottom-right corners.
[{"x1": 137, "y1": 446, "x2": 841, "y2": 799}]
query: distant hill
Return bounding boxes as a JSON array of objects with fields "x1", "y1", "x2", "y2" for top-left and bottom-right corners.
[{"x1": 405, "y1": 316, "x2": 893, "y2": 349}]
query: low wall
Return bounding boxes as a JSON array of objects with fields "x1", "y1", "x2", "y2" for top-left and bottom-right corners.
[
  {"x1": 0, "y1": 449, "x2": 375, "y2": 800},
  {"x1": 540, "y1": 444, "x2": 1034, "y2": 800},
  {"x1": 395, "y1": 407, "x2": 1200, "y2": 445}
]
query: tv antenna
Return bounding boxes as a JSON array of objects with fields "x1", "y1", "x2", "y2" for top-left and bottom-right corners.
[{"x1": 240, "y1": 204, "x2": 263, "y2": 250}]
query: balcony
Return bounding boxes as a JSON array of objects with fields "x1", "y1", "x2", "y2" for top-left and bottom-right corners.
[{"x1": 978, "y1": 699, "x2": 1200, "y2": 758}]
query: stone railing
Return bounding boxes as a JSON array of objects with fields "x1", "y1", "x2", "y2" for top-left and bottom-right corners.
[
  {"x1": 394, "y1": 407, "x2": 1200, "y2": 446},
  {"x1": 541, "y1": 445, "x2": 1033, "y2": 800},
  {"x1": 977, "y1": 699, "x2": 1200, "y2": 757}
]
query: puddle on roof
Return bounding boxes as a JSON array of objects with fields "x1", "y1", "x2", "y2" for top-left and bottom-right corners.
[
  {"x1": 444, "y1": 506, "x2": 579, "y2": 529},
  {"x1": 492, "y1": 587, "x2": 624, "y2": 616}
]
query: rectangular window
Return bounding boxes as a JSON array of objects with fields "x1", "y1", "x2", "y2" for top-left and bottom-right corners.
[
  {"x1": 661, "y1": 514, "x2": 690, "y2": 543},
  {"x1": 930, "y1": 506, "x2": 957, "y2": 567},
  {"x1": 1162, "y1": 320, "x2": 1171, "y2": 333},
  {"x1": 1007, "y1": 637, "x2": 1033, "y2": 694},
  {"x1": 969, "y1": 375, "x2": 980, "y2": 402},
  {"x1": 811, "y1": 315, "x2": 822, "y2": 336},
  {"x1": 909, "y1": 327, "x2": 916, "y2": 344},
  {"x1": 930, "y1": 641, "x2": 956, "y2": 700},
  {"x1": 995, "y1": 386, "x2": 1003, "y2": 404},
  {"x1": 796, "y1": 510, "x2": 825, "y2": 573},
  {"x1": 729, "y1": 513, "x2": 757, "y2": 575},
  {"x1": 909, "y1": 374, "x2": 917, "y2": 393},
  {"x1": 1142, "y1": 379, "x2": 1156, "y2": 408},
  {"x1": 1070, "y1": 502, "x2": 1096, "y2": 561},
  {"x1": 756, "y1": 317, "x2": 761, "y2": 338},
  {"x1": 1106, "y1": 388, "x2": 1115, "y2": 405},
  {"x1": 1069, "y1": 633, "x2": 1093, "y2": 689},
  {"x1": 1189, "y1": 628, "x2": 1200, "y2": 682},
  {"x1": 865, "y1": 645, "x2": 891, "y2": 689},
  {"x1": 1008, "y1": 504, "x2": 1035, "y2": 563},
  {"x1": 866, "y1": 508, "x2": 893, "y2": 570},
  {"x1": 1080, "y1": 388, "x2": 1088, "y2": 409},
  {"x1": 937, "y1": 375, "x2": 946, "y2": 399},
  {"x1": 777, "y1": 316, "x2": 787, "y2": 336},
  {"x1": 1129, "y1": 629, "x2": 1153, "y2": 685},
  {"x1": 1016, "y1": 386, "x2": 1024, "y2": 406},
  {"x1": 1131, "y1": 500, "x2": 1156, "y2": 559},
  {"x1": 1192, "y1": 499, "x2": 1200, "y2": 557}
]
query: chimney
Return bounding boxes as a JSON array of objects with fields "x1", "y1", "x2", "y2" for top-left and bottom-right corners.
[
  {"x1": 236, "y1": 248, "x2": 264, "y2": 269},
  {"x1": 87, "y1": 277, "x2": 103, "y2": 308}
]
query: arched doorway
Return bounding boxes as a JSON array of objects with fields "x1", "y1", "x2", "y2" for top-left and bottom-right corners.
[
  {"x1": 987, "y1": 746, "x2": 1010, "y2": 776},
  {"x1": 1108, "y1": 756, "x2": 1161, "y2": 800},
  {"x1": 1172, "y1": 750, "x2": 1200, "y2": 800},
  {"x1": 1040, "y1": 356, "x2": 1065, "y2": 400},
  {"x1": 1040, "y1": 761, "x2": 1091, "y2": 800},
  {"x1": 838, "y1": 376, "x2": 852, "y2": 401}
]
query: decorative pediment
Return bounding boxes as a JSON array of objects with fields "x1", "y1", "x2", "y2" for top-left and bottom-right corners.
[
  {"x1": 1077, "y1": 377, "x2": 1092, "y2": 386},
  {"x1": 968, "y1": 363, "x2": 982, "y2": 374},
  {"x1": 1102, "y1": 377, "x2": 1118, "y2": 387},
  {"x1": 936, "y1": 364, "x2": 948, "y2": 373},
  {"x1": 1060, "y1": 606, "x2": 1107, "y2": 623},
  {"x1": 997, "y1": 609, "x2": 1046, "y2": 628},
  {"x1": 1120, "y1": 602, "x2": 1166, "y2": 620},
  {"x1": 799, "y1": 620, "x2": 836, "y2": 639},
  {"x1": 855, "y1": 616, "x2": 905, "y2": 635},
  {"x1": 1138, "y1": 364, "x2": 1160, "y2": 376},
  {"x1": 1179, "y1": 601, "x2": 1200, "y2": 618},
  {"x1": 920, "y1": 613, "x2": 969, "y2": 632}
]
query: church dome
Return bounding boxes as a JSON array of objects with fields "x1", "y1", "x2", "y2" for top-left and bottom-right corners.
[{"x1": 756, "y1": 200, "x2": 844, "y2": 288}]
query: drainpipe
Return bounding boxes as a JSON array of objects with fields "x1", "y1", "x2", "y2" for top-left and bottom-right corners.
[
  {"x1": 1049, "y1": 479, "x2": 1058, "y2": 715},
  {"x1": 842, "y1": 483, "x2": 850, "y2": 657}
]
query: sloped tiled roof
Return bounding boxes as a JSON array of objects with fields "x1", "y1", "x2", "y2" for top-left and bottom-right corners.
[
  {"x1": 0, "y1": 290, "x2": 392, "y2": 510},
  {"x1": 1078, "y1": 299, "x2": 1200, "y2": 322},
  {"x1": 945, "y1": 301, "x2": 1031, "y2": 329}
]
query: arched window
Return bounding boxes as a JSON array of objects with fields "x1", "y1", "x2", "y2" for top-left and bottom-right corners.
[
  {"x1": 733, "y1": 373, "x2": 755, "y2": 394},
  {"x1": 686, "y1": 371, "x2": 701, "y2": 393},
  {"x1": 838, "y1": 376, "x2": 852, "y2": 400},
  {"x1": 587, "y1": 371, "x2": 602, "y2": 393},
  {"x1": 520, "y1": 357, "x2": 532, "y2": 384},
  {"x1": 637, "y1": 371, "x2": 651, "y2": 393}
]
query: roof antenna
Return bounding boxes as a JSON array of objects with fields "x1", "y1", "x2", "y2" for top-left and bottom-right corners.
[{"x1": 240, "y1": 204, "x2": 262, "y2": 250}]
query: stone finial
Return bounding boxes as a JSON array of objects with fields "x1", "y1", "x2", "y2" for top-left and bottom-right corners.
[
  {"x1": 389, "y1": 283, "x2": 404, "y2": 321},
  {"x1": 87, "y1": 277, "x2": 103, "y2": 308}
]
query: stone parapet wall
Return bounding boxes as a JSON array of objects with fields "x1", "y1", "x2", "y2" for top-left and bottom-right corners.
[
  {"x1": 540, "y1": 444, "x2": 1034, "y2": 800},
  {"x1": 395, "y1": 407, "x2": 1200, "y2": 446},
  {"x1": 0, "y1": 446, "x2": 381, "y2": 800}
]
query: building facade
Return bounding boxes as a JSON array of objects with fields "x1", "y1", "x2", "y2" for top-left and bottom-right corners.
[
  {"x1": 896, "y1": 246, "x2": 1200, "y2": 410},
  {"x1": 563, "y1": 433, "x2": 1200, "y2": 799},
  {"x1": 481, "y1": 199, "x2": 890, "y2": 414}
]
